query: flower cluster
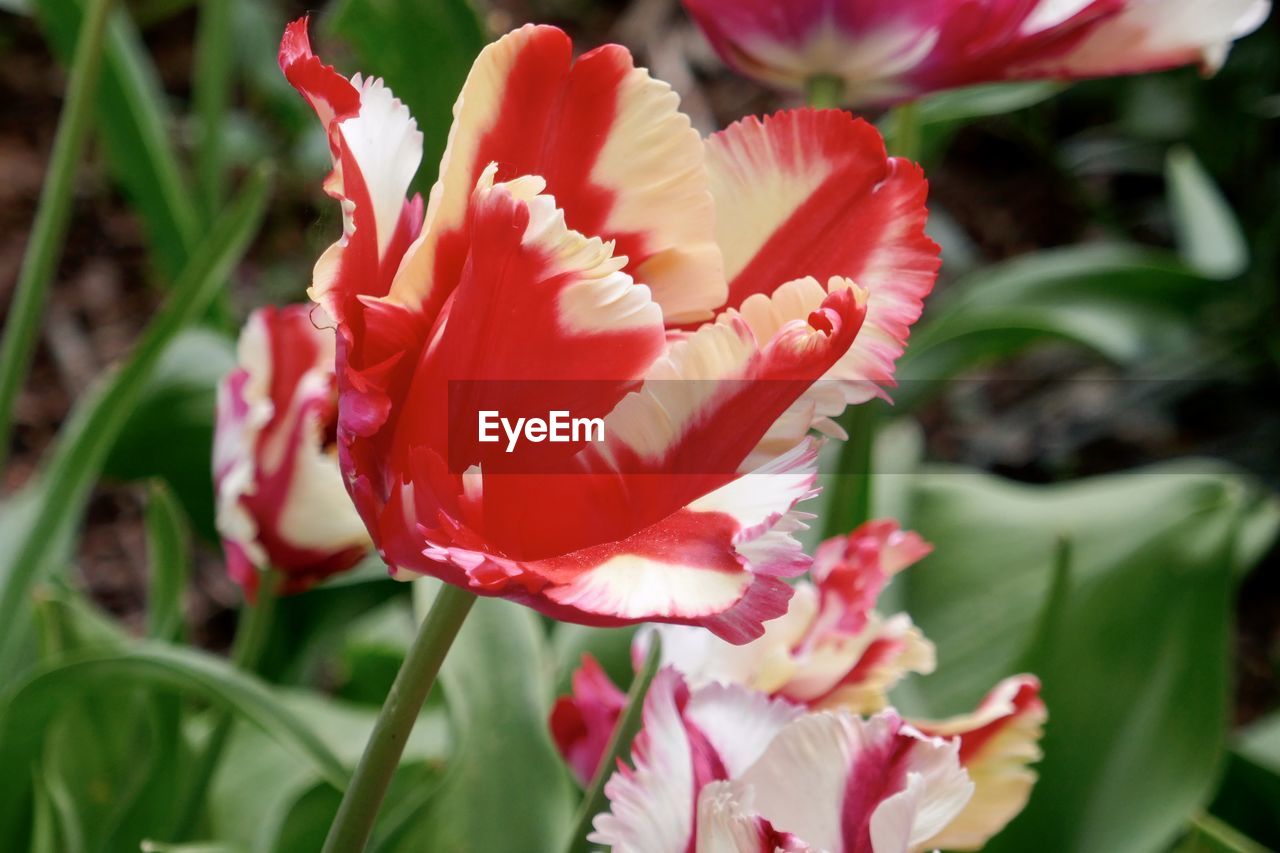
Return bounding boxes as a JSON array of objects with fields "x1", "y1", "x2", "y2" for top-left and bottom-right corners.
[{"x1": 551, "y1": 522, "x2": 1046, "y2": 851}]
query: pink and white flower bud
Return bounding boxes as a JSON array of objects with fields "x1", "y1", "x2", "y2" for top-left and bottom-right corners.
[
  {"x1": 213, "y1": 304, "x2": 370, "y2": 597},
  {"x1": 681, "y1": 0, "x2": 1271, "y2": 106}
]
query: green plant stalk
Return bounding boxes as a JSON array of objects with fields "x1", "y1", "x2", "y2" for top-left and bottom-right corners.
[
  {"x1": 0, "y1": 0, "x2": 116, "y2": 471},
  {"x1": 824, "y1": 402, "x2": 880, "y2": 536},
  {"x1": 173, "y1": 570, "x2": 279, "y2": 838},
  {"x1": 804, "y1": 74, "x2": 844, "y2": 110},
  {"x1": 193, "y1": 0, "x2": 232, "y2": 220},
  {"x1": 322, "y1": 583, "x2": 478, "y2": 853},
  {"x1": 0, "y1": 165, "x2": 272, "y2": 672},
  {"x1": 564, "y1": 638, "x2": 663, "y2": 853},
  {"x1": 889, "y1": 101, "x2": 923, "y2": 162}
]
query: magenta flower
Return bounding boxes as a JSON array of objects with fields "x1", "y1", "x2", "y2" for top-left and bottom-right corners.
[{"x1": 681, "y1": 0, "x2": 1270, "y2": 105}]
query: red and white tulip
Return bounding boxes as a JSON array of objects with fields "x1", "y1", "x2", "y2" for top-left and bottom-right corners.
[
  {"x1": 681, "y1": 0, "x2": 1271, "y2": 106},
  {"x1": 279, "y1": 20, "x2": 937, "y2": 642},
  {"x1": 643, "y1": 521, "x2": 937, "y2": 710},
  {"x1": 589, "y1": 668, "x2": 974, "y2": 852},
  {"x1": 213, "y1": 305, "x2": 370, "y2": 596}
]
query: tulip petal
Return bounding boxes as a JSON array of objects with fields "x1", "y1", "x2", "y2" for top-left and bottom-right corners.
[
  {"x1": 397, "y1": 24, "x2": 724, "y2": 326},
  {"x1": 705, "y1": 108, "x2": 938, "y2": 403},
  {"x1": 279, "y1": 18, "x2": 425, "y2": 323},
  {"x1": 590, "y1": 669, "x2": 803, "y2": 851},
  {"x1": 738, "y1": 711, "x2": 973, "y2": 853},
  {"x1": 549, "y1": 654, "x2": 629, "y2": 787},
  {"x1": 526, "y1": 439, "x2": 823, "y2": 643},
  {"x1": 396, "y1": 168, "x2": 667, "y2": 480},
  {"x1": 590, "y1": 669, "x2": 698, "y2": 853},
  {"x1": 1016, "y1": 0, "x2": 1270, "y2": 76},
  {"x1": 915, "y1": 675, "x2": 1047, "y2": 851}
]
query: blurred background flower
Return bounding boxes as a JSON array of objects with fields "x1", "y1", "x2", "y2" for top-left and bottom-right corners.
[
  {"x1": 213, "y1": 303, "x2": 369, "y2": 598},
  {"x1": 679, "y1": 0, "x2": 1270, "y2": 105}
]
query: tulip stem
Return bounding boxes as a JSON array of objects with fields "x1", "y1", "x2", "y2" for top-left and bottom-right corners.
[
  {"x1": 889, "y1": 101, "x2": 923, "y2": 162},
  {"x1": 173, "y1": 569, "x2": 280, "y2": 838},
  {"x1": 564, "y1": 637, "x2": 663, "y2": 853},
  {"x1": 804, "y1": 74, "x2": 844, "y2": 109},
  {"x1": 825, "y1": 401, "x2": 881, "y2": 536},
  {"x1": 323, "y1": 583, "x2": 477, "y2": 853}
]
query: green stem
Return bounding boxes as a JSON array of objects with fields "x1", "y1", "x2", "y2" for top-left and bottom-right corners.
[
  {"x1": 804, "y1": 74, "x2": 844, "y2": 109},
  {"x1": 173, "y1": 569, "x2": 280, "y2": 838},
  {"x1": 323, "y1": 584, "x2": 477, "y2": 853},
  {"x1": 564, "y1": 638, "x2": 663, "y2": 853},
  {"x1": 889, "y1": 101, "x2": 922, "y2": 161},
  {"x1": 824, "y1": 402, "x2": 880, "y2": 537},
  {"x1": 0, "y1": 0, "x2": 115, "y2": 471}
]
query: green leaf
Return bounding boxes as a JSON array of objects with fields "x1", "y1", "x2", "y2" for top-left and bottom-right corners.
[
  {"x1": 891, "y1": 460, "x2": 1277, "y2": 853},
  {"x1": 1166, "y1": 145, "x2": 1249, "y2": 279},
  {"x1": 1176, "y1": 815, "x2": 1270, "y2": 853},
  {"x1": 1210, "y1": 713, "x2": 1280, "y2": 848},
  {"x1": 0, "y1": 642, "x2": 349, "y2": 841},
  {"x1": 916, "y1": 81, "x2": 1066, "y2": 125},
  {"x1": 0, "y1": 0, "x2": 114, "y2": 467},
  {"x1": 326, "y1": 0, "x2": 488, "y2": 190},
  {"x1": 105, "y1": 328, "x2": 237, "y2": 542},
  {"x1": 0, "y1": 166, "x2": 271, "y2": 675},
  {"x1": 206, "y1": 688, "x2": 448, "y2": 853},
  {"x1": 33, "y1": 0, "x2": 201, "y2": 280},
  {"x1": 409, "y1": 581, "x2": 575, "y2": 852},
  {"x1": 144, "y1": 480, "x2": 191, "y2": 641},
  {"x1": 550, "y1": 623, "x2": 637, "y2": 697},
  {"x1": 897, "y1": 244, "x2": 1216, "y2": 410}
]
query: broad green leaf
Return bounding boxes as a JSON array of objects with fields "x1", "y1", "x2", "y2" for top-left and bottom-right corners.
[
  {"x1": 890, "y1": 461, "x2": 1277, "y2": 853},
  {"x1": 33, "y1": 0, "x2": 200, "y2": 280},
  {"x1": 1167, "y1": 145, "x2": 1249, "y2": 279},
  {"x1": 105, "y1": 328, "x2": 237, "y2": 542},
  {"x1": 0, "y1": 167, "x2": 271, "y2": 675},
  {"x1": 327, "y1": 0, "x2": 488, "y2": 189},
  {"x1": 207, "y1": 688, "x2": 448, "y2": 853},
  {"x1": 144, "y1": 480, "x2": 191, "y2": 640},
  {"x1": 0, "y1": 642, "x2": 348, "y2": 841},
  {"x1": 897, "y1": 244, "x2": 1216, "y2": 410},
  {"x1": 410, "y1": 581, "x2": 575, "y2": 852}
]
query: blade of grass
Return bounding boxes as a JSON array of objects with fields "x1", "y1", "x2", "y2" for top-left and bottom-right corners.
[
  {"x1": 0, "y1": 0, "x2": 115, "y2": 471},
  {"x1": 0, "y1": 165, "x2": 272, "y2": 673},
  {"x1": 34, "y1": 0, "x2": 201, "y2": 280},
  {"x1": 144, "y1": 480, "x2": 190, "y2": 642},
  {"x1": 193, "y1": 0, "x2": 233, "y2": 220}
]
